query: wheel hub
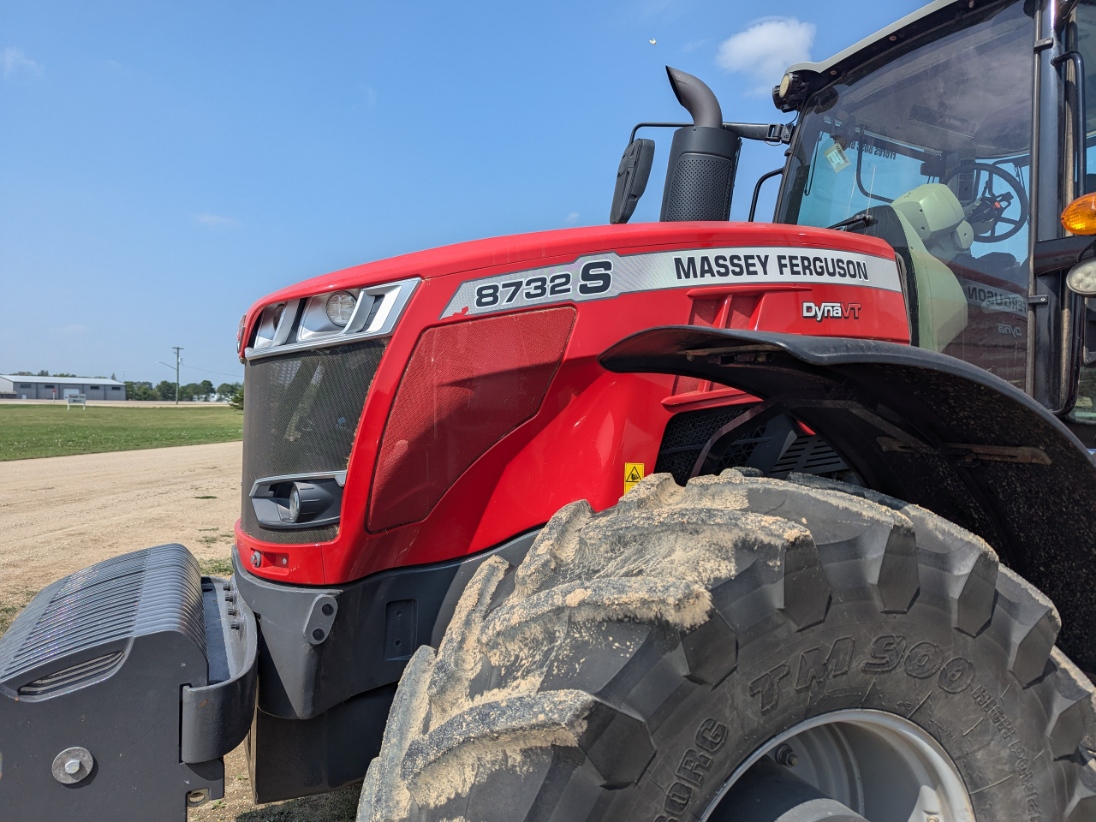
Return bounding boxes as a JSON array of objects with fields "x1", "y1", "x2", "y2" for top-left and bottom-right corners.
[{"x1": 704, "y1": 709, "x2": 974, "y2": 822}]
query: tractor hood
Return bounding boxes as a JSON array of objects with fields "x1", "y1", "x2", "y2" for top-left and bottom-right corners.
[{"x1": 238, "y1": 223, "x2": 896, "y2": 361}]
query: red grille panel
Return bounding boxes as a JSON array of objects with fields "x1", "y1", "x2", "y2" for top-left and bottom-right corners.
[{"x1": 368, "y1": 307, "x2": 575, "y2": 531}]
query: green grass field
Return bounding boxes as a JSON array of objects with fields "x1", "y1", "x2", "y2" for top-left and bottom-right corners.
[{"x1": 0, "y1": 404, "x2": 243, "y2": 460}]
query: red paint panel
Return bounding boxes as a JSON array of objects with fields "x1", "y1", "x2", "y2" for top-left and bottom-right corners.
[
  {"x1": 235, "y1": 222, "x2": 910, "y2": 585},
  {"x1": 367, "y1": 307, "x2": 576, "y2": 531}
]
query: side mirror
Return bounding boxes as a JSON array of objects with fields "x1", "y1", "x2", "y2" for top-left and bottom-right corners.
[{"x1": 609, "y1": 138, "x2": 655, "y2": 224}]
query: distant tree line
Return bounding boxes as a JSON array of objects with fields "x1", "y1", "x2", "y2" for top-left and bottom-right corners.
[
  {"x1": 10, "y1": 370, "x2": 88, "y2": 377},
  {"x1": 125, "y1": 380, "x2": 242, "y2": 403}
]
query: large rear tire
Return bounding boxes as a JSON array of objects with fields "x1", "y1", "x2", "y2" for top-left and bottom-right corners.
[{"x1": 359, "y1": 471, "x2": 1096, "y2": 821}]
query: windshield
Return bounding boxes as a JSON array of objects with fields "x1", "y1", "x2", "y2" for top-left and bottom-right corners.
[{"x1": 778, "y1": 1, "x2": 1034, "y2": 387}]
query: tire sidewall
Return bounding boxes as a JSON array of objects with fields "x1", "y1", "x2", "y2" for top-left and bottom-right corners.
[{"x1": 620, "y1": 593, "x2": 1058, "y2": 822}]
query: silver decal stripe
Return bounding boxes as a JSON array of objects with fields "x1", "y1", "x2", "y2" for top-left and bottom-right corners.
[{"x1": 442, "y1": 246, "x2": 902, "y2": 318}]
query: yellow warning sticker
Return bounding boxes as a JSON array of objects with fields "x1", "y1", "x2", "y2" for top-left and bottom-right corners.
[{"x1": 624, "y1": 462, "x2": 645, "y2": 495}]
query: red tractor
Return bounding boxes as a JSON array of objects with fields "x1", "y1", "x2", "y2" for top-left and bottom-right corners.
[{"x1": 5, "y1": 1, "x2": 1096, "y2": 819}]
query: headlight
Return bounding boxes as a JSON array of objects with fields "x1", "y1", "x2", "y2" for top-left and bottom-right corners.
[
  {"x1": 1067, "y1": 259, "x2": 1096, "y2": 296},
  {"x1": 257, "y1": 478, "x2": 340, "y2": 528},
  {"x1": 288, "y1": 484, "x2": 301, "y2": 522},
  {"x1": 325, "y1": 291, "x2": 356, "y2": 327},
  {"x1": 772, "y1": 71, "x2": 807, "y2": 112},
  {"x1": 251, "y1": 301, "x2": 296, "y2": 351}
]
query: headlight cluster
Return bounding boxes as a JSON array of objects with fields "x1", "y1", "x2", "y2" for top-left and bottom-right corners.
[{"x1": 243, "y1": 278, "x2": 419, "y2": 359}]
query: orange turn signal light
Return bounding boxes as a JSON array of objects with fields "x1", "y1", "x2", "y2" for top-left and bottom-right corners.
[{"x1": 1062, "y1": 193, "x2": 1096, "y2": 235}]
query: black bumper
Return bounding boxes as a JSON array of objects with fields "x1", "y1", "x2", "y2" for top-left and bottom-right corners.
[
  {"x1": 235, "y1": 530, "x2": 536, "y2": 802},
  {"x1": 0, "y1": 532, "x2": 537, "y2": 815},
  {"x1": 0, "y1": 544, "x2": 257, "y2": 821}
]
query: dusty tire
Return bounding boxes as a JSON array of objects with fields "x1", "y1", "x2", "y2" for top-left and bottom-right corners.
[{"x1": 358, "y1": 470, "x2": 1096, "y2": 821}]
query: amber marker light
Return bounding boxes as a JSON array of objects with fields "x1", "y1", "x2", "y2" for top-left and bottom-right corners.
[{"x1": 1062, "y1": 193, "x2": 1096, "y2": 235}]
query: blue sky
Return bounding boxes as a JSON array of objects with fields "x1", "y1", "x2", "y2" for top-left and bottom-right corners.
[{"x1": 0, "y1": 0, "x2": 923, "y2": 384}]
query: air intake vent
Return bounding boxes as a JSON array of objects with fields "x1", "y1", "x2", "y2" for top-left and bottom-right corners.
[{"x1": 771, "y1": 435, "x2": 848, "y2": 476}]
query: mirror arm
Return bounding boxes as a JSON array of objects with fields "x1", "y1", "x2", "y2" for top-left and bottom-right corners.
[
  {"x1": 748, "y1": 168, "x2": 786, "y2": 222},
  {"x1": 628, "y1": 122, "x2": 794, "y2": 144}
]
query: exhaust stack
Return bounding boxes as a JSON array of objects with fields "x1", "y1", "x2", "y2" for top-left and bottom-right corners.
[{"x1": 660, "y1": 67, "x2": 741, "y2": 222}]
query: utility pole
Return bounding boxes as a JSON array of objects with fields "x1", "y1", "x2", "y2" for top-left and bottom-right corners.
[{"x1": 172, "y1": 347, "x2": 183, "y2": 405}]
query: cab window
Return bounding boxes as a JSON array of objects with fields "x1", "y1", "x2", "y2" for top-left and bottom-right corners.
[{"x1": 779, "y1": 2, "x2": 1034, "y2": 388}]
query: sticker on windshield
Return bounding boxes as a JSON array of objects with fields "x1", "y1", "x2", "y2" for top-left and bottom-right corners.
[
  {"x1": 824, "y1": 141, "x2": 851, "y2": 173},
  {"x1": 443, "y1": 246, "x2": 902, "y2": 318}
]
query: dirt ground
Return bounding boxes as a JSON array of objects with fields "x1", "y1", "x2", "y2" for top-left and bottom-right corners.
[
  {"x1": 0, "y1": 442, "x2": 242, "y2": 609},
  {"x1": 0, "y1": 443, "x2": 361, "y2": 820}
]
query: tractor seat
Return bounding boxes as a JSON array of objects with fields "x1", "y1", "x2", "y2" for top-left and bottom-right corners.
[{"x1": 853, "y1": 184, "x2": 969, "y2": 352}]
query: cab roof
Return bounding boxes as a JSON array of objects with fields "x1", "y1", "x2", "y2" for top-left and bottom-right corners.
[{"x1": 783, "y1": 0, "x2": 1000, "y2": 103}]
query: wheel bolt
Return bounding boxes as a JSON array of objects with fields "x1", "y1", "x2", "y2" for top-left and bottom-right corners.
[{"x1": 774, "y1": 743, "x2": 798, "y2": 767}]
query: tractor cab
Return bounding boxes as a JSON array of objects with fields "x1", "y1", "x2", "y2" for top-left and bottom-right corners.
[
  {"x1": 777, "y1": 1, "x2": 1033, "y2": 377},
  {"x1": 771, "y1": 0, "x2": 1095, "y2": 428},
  {"x1": 617, "y1": 0, "x2": 1096, "y2": 434}
]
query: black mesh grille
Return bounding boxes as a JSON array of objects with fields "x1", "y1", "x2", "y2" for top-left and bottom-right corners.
[
  {"x1": 706, "y1": 423, "x2": 769, "y2": 473},
  {"x1": 655, "y1": 405, "x2": 749, "y2": 484},
  {"x1": 241, "y1": 340, "x2": 386, "y2": 543}
]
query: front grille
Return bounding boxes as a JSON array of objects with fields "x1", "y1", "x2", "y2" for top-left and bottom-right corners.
[{"x1": 241, "y1": 339, "x2": 386, "y2": 543}]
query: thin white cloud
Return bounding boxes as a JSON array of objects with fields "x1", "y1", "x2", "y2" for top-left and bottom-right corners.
[
  {"x1": 564, "y1": 212, "x2": 580, "y2": 226},
  {"x1": 716, "y1": 18, "x2": 815, "y2": 95},
  {"x1": 195, "y1": 213, "x2": 239, "y2": 229},
  {"x1": 683, "y1": 39, "x2": 708, "y2": 53},
  {"x1": 640, "y1": 0, "x2": 678, "y2": 17},
  {"x1": 3, "y1": 47, "x2": 43, "y2": 82}
]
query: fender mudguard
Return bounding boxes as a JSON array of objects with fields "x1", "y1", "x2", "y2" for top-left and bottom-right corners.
[{"x1": 601, "y1": 327, "x2": 1096, "y2": 672}]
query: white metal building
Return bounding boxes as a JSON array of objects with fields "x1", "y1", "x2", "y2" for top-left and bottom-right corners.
[{"x1": 0, "y1": 375, "x2": 127, "y2": 401}]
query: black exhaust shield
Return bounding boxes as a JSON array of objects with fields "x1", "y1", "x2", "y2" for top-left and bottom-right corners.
[{"x1": 660, "y1": 67, "x2": 741, "y2": 221}]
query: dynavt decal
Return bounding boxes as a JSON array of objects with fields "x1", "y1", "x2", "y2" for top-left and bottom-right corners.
[
  {"x1": 802, "y1": 301, "x2": 863, "y2": 321},
  {"x1": 443, "y1": 247, "x2": 901, "y2": 318}
]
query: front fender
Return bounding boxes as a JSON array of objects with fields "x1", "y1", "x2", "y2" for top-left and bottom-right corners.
[{"x1": 600, "y1": 328, "x2": 1096, "y2": 672}]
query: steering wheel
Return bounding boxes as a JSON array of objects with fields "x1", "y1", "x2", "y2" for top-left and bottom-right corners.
[{"x1": 942, "y1": 163, "x2": 1028, "y2": 243}]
